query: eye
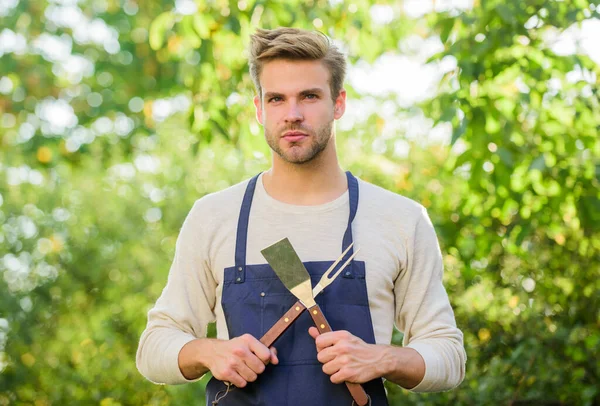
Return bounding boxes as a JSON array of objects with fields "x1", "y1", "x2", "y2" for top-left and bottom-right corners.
[
  {"x1": 268, "y1": 96, "x2": 282, "y2": 103},
  {"x1": 305, "y1": 93, "x2": 318, "y2": 100}
]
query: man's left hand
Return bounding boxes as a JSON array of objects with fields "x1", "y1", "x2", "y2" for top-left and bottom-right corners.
[{"x1": 308, "y1": 327, "x2": 385, "y2": 384}]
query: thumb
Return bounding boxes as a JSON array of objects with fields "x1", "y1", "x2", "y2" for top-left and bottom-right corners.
[{"x1": 308, "y1": 326, "x2": 320, "y2": 340}]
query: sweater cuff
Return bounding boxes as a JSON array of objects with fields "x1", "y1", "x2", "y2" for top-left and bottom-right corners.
[
  {"x1": 166, "y1": 333, "x2": 203, "y2": 384},
  {"x1": 406, "y1": 341, "x2": 445, "y2": 392}
]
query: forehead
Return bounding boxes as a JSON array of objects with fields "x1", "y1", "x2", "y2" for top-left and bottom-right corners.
[{"x1": 259, "y1": 59, "x2": 331, "y2": 96}]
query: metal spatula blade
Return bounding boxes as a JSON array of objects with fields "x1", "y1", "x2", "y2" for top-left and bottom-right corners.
[{"x1": 261, "y1": 238, "x2": 316, "y2": 308}]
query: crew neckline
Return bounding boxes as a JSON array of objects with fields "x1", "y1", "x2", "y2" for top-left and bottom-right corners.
[{"x1": 255, "y1": 172, "x2": 350, "y2": 214}]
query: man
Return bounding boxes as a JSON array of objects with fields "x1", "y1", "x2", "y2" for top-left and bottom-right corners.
[{"x1": 136, "y1": 27, "x2": 466, "y2": 405}]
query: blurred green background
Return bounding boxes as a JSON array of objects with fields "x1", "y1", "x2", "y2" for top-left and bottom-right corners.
[{"x1": 1, "y1": 0, "x2": 599, "y2": 405}]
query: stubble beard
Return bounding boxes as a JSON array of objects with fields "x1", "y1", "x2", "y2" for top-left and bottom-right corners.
[{"x1": 265, "y1": 121, "x2": 334, "y2": 165}]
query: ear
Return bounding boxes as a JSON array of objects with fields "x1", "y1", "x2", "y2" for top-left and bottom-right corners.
[
  {"x1": 333, "y1": 89, "x2": 347, "y2": 120},
  {"x1": 254, "y1": 95, "x2": 264, "y2": 125}
]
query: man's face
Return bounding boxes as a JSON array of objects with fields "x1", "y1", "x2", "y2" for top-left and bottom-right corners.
[{"x1": 254, "y1": 59, "x2": 346, "y2": 164}]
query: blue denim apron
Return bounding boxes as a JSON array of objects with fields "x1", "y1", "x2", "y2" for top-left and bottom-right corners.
[{"x1": 206, "y1": 172, "x2": 388, "y2": 406}]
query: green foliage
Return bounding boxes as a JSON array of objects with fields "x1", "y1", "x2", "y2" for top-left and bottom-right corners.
[
  {"x1": 1, "y1": 0, "x2": 599, "y2": 405},
  {"x1": 416, "y1": 0, "x2": 600, "y2": 404}
]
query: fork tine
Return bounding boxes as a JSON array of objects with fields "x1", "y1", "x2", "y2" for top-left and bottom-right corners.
[
  {"x1": 322, "y1": 243, "x2": 353, "y2": 279},
  {"x1": 325, "y1": 248, "x2": 360, "y2": 283},
  {"x1": 312, "y1": 248, "x2": 360, "y2": 298}
]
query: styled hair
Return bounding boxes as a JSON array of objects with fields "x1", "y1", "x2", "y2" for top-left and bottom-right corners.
[{"x1": 248, "y1": 27, "x2": 347, "y2": 101}]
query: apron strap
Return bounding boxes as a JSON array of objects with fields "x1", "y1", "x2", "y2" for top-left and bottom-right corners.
[
  {"x1": 341, "y1": 171, "x2": 359, "y2": 278},
  {"x1": 234, "y1": 173, "x2": 261, "y2": 283},
  {"x1": 234, "y1": 171, "x2": 359, "y2": 283}
]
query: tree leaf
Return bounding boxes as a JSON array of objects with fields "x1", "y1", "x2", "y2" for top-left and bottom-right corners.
[
  {"x1": 149, "y1": 12, "x2": 175, "y2": 51},
  {"x1": 451, "y1": 118, "x2": 467, "y2": 145}
]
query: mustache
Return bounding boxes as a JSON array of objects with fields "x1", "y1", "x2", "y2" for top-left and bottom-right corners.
[{"x1": 281, "y1": 125, "x2": 310, "y2": 134}]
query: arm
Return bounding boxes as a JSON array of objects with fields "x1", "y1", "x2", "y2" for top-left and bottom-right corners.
[
  {"x1": 394, "y1": 206, "x2": 466, "y2": 392},
  {"x1": 135, "y1": 201, "x2": 218, "y2": 384},
  {"x1": 178, "y1": 334, "x2": 278, "y2": 387},
  {"x1": 308, "y1": 328, "x2": 425, "y2": 389},
  {"x1": 309, "y1": 206, "x2": 465, "y2": 392},
  {"x1": 135, "y1": 201, "x2": 277, "y2": 386}
]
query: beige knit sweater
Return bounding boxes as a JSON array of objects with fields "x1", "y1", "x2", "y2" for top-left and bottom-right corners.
[{"x1": 136, "y1": 174, "x2": 466, "y2": 392}]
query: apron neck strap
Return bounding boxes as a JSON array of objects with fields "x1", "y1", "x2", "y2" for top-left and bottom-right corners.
[
  {"x1": 234, "y1": 173, "x2": 261, "y2": 278},
  {"x1": 342, "y1": 170, "x2": 359, "y2": 261},
  {"x1": 234, "y1": 171, "x2": 359, "y2": 272}
]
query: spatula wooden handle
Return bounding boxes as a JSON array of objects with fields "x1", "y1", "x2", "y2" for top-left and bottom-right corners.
[
  {"x1": 259, "y1": 300, "x2": 305, "y2": 348},
  {"x1": 308, "y1": 304, "x2": 370, "y2": 406}
]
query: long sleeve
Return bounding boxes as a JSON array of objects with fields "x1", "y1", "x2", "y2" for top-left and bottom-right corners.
[
  {"x1": 394, "y1": 206, "x2": 466, "y2": 392},
  {"x1": 136, "y1": 201, "x2": 218, "y2": 384}
]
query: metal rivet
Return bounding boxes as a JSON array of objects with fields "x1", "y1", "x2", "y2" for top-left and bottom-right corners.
[
  {"x1": 313, "y1": 310, "x2": 318, "y2": 315},
  {"x1": 320, "y1": 324, "x2": 325, "y2": 329},
  {"x1": 260, "y1": 292, "x2": 265, "y2": 297},
  {"x1": 236, "y1": 277, "x2": 241, "y2": 282},
  {"x1": 237, "y1": 267, "x2": 243, "y2": 271},
  {"x1": 345, "y1": 271, "x2": 351, "y2": 276},
  {"x1": 284, "y1": 318, "x2": 289, "y2": 323},
  {"x1": 295, "y1": 306, "x2": 300, "y2": 311}
]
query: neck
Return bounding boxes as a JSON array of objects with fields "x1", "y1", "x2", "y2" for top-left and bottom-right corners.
[{"x1": 262, "y1": 142, "x2": 347, "y2": 206}]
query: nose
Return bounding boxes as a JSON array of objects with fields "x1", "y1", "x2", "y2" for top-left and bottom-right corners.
[{"x1": 284, "y1": 101, "x2": 303, "y2": 123}]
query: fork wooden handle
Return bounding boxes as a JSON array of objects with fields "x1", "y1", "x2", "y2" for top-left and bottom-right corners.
[
  {"x1": 259, "y1": 300, "x2": 305, "y2": 348},
  {"x1": 308, "y1": 304, "x2": 370, "y2": 406}
]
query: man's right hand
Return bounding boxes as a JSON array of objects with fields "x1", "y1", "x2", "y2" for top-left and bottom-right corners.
[{"x1": 178, "y1": 334, "x2": 278, "y2": 387}]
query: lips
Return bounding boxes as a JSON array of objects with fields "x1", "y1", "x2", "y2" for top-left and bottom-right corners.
[{"x1": 282, "y1": 131, "x2": 308, "y2": 142}]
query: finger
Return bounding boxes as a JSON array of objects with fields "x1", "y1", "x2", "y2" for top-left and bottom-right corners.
[
  {"x1": 243, "y1": 352, "x2": 267, "y2": 375},
  {"x1": 247, "y1": 336, "x2": 272, "y2": 364},
  {"x1": 314, "y1": 332, "x2": 338, "y2": 352},
  {"x1": 270, "y1": 347, "x2": 279, "y2": 365},
  {"x1": 322, "y1": 358, "x2": 342, "y2": 376},
  {"x1": 236, "y1": 362, "x2": 259, "y2": 384},
  {"x1": 330, "y1": 368, "x2": 352, "y2": 384},
  {"x1": 222, "y1": 369, "x2": 247, "y2": 388},
  {"x1": 316, "y1": 347, "x2": 336, "y2": 364},
  {"x1": 308, "y1": 326, "x2": 320, "y2": 340},
  {"x1": 315, "y1": 330, "x2": 351, "y2": 351}
]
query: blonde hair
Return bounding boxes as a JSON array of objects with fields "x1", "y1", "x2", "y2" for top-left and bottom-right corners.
[{"x1": 249, "y1": 27, "x2": 346, "y2": 101}]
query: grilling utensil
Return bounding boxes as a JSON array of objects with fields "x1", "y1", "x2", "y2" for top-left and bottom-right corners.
[
  {"x1": 261, "y1": 238, "x2": 370, "y2": 406},
  {"x1": 258, "y1": 241, "x2": 356, "y2": 348}
]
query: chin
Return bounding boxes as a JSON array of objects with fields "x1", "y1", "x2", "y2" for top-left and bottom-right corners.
[{"x1": 283, "y1": 149, "x2": 322, "y2": 165}]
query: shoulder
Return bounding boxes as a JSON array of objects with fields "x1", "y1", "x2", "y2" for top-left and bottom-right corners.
[
  {"x1": 194, "y1": 178, "x2": 251, "y2": 211},
  {"x1": 355, "y1": 177, "x2": 439, "y2": 253},
  {"x1": 357, "y1": 177, "x2": 426, "y2": 222},
  {"x1": 183, "y1": 176, "x2": 254, "y2": 229}
]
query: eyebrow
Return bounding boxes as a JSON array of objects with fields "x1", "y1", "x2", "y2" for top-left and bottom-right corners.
[
  {"x1": 263, "y1": 88, "x2": 325, "y2": 99},
  {"x1": 263, "y1": 91, "x2": 284, "y2": 100},
  {"x1": 299, "y1": 88, "x2": 325, "y2": 96}
]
